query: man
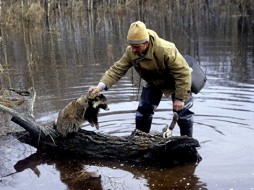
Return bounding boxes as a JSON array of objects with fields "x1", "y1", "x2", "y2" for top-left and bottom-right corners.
[{"x1": 89, "y1": 21, "x2": 194, "y2": 137}]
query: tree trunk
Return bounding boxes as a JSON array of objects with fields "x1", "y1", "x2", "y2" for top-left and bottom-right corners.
[{"x1": 1, "y1": 88, "x2": 202, "y2": 167}]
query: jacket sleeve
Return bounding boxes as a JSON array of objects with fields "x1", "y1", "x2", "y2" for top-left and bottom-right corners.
[
  {"x1": 166, "y1": 47, "x2": 191, "y2": 101},
  {"x1": 100, "y1": 50, "x2": 132, "y2": 90}
]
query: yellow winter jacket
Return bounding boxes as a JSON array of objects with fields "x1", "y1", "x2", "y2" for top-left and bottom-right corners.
[{"x1": 100, "y1": 29, "x2": 191, "y2": 101}]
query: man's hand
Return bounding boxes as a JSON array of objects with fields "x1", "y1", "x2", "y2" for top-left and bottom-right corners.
[
  {"x1": 88, "y1": 86, "x2": 102, "y2": 94},
  {"x1": 173, "y1": 99, "x2": 184, "y2": 112}
]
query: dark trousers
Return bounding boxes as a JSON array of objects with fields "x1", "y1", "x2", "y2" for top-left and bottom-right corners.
[{"x1": 135, "y1": 85, "x2": 194, "y2": 137}]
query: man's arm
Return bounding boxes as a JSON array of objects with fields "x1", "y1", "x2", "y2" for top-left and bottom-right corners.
[{"x1": 89, "y1": 50, "x2": 132, "y2": 94}]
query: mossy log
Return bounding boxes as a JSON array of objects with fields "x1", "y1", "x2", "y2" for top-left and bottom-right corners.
[{"x1": 0, "y1": 88, "x2": 201, "y2": 167}]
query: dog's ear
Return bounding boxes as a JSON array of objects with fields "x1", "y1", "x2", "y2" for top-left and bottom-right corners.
[{"x1": 87, "y1": 91, "x2": 100, "y2": 100}]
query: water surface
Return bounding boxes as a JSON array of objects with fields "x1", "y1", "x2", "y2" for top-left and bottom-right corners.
[{"x1": 0, "y1": 3, "x2": 254, "y2": 190}]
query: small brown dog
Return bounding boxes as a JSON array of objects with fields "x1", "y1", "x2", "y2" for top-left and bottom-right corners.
[{"x1": 55, "y1": 92, "x2": 109, "y2": 137}]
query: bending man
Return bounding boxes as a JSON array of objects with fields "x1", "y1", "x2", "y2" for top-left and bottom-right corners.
[{"x1": 89, "y1": 21, "x2": 194, "y2": 137}]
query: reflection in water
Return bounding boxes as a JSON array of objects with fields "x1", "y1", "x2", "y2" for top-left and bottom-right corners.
[
  {"x1": 6, "y1": 150, "x2": 207, "y2": 190},
  {"x1": 0, "y1": 1, "x2": 254, "y2": 189}
]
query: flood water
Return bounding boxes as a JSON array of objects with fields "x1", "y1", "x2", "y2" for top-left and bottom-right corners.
[{"x1": 1, "y1": 3, "x2": 254, "y2": 190}]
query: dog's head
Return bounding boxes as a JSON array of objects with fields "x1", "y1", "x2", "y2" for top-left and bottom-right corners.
[{"x1": 87, "y1": 92, "x2": 109, "y2": 111}]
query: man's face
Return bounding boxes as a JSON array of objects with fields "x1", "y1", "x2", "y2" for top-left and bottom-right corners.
[{"x1": 130, "y1": 42, "x2": 149, "y2": 55}]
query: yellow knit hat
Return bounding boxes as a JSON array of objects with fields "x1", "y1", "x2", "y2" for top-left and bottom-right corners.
[{"x1": 127, "y1": 21, "x2": 149, "y2": 45}]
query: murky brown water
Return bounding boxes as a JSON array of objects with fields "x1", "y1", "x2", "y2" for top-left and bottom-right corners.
[{"x1": 1, "y1": 2, "x2": 254, "y2": 190}]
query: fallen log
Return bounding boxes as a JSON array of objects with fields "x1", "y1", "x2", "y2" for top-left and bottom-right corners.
[
  {"x1": 14, "y1": 128, "x2": 201, "y2": 167},
  {"x1": 0, "y1": 89, "x2": 201, "y2": 167},
  {"x1": 11, "y1": 111, "x2": 201, "y2": 167}
]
